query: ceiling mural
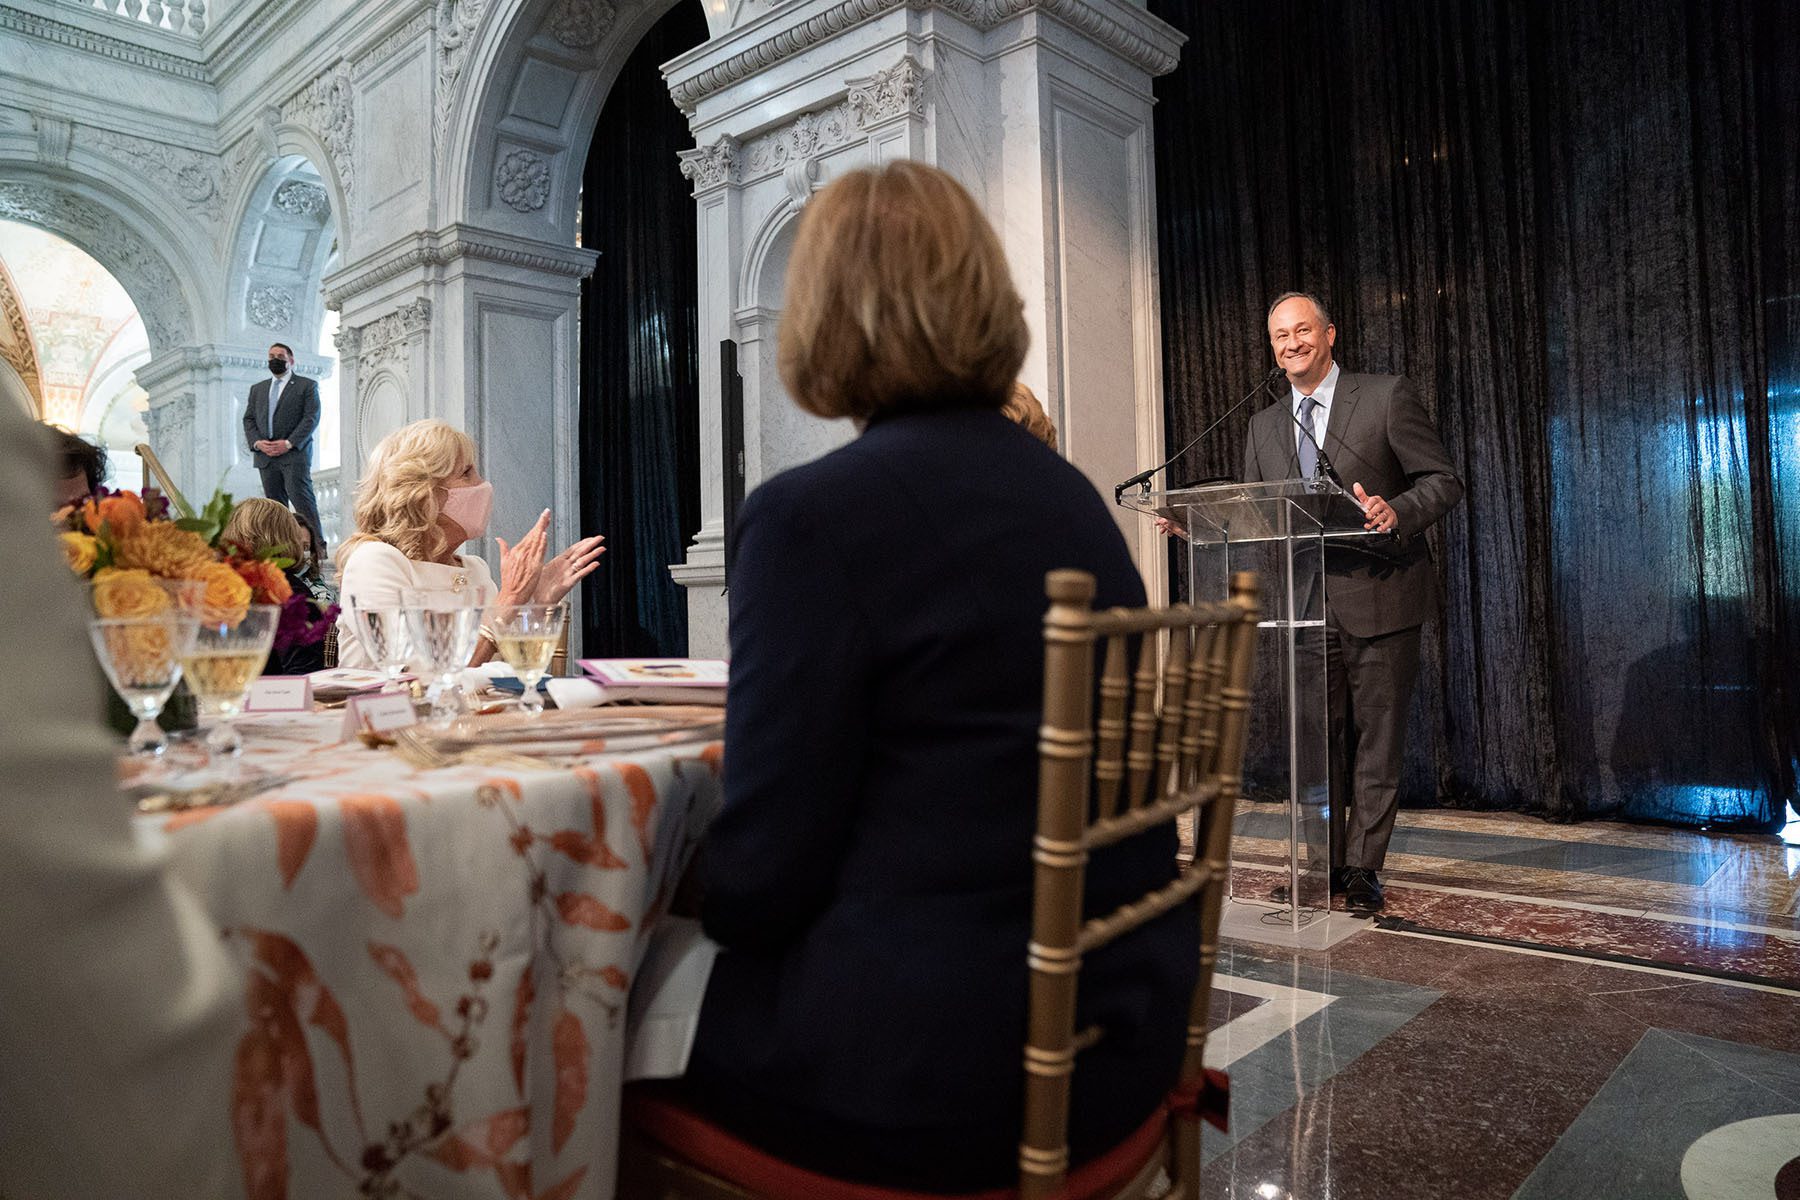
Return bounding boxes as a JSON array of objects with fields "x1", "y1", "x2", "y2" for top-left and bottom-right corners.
[{"x1": 0, "y1": 219, "x2": 149, "y2": 466}]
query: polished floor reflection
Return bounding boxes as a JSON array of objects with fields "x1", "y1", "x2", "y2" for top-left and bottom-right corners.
[{"x1": 1205, "y1": 806, "x2": 1800, "y2": 1199}]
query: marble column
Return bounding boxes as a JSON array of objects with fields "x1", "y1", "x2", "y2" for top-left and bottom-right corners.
[{"x1": 663, "y1": 0, "x2": 1186, "y2": 651}]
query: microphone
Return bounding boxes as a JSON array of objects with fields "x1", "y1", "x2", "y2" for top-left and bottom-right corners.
[{"x1": 1115, "y1": 366, "x2": 1285, "y2": 504}]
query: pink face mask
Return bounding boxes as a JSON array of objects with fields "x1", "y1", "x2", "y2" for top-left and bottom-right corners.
[{"x1": 439, "y1": 480, "x2": 494, "y2": 542}]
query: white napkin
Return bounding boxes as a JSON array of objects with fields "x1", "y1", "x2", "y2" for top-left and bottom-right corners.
[
  {"x1": 623, "y1": 917, "x2": 721, "y2": 1082},
  {"x1": 545, "y1": 676, "x2": 608, "y2": 711}
]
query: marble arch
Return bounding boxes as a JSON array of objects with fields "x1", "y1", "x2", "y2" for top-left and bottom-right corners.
[
  {"x1": 0, "y1": 170, "x2": 210, "y2": 354},
  {"x1": 224, "y1": 156, "x2": 338, "y2": 354},
  {"x1": 441, "y1": 0, "x2": 717, "y2": 236}
]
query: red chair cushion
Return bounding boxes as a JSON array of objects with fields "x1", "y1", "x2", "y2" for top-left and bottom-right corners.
[{"x1": 624, "y1": 1077, "x2": 1221, "y2": 1200}]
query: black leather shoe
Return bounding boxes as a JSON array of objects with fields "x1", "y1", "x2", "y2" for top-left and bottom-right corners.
[{"x1": 1344, "y1": 868, "x2": 1384, "y2": 916}]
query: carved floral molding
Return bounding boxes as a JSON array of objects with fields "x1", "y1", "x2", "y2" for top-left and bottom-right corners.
[
  {"x1": 681, "y1": 56, "x2": 929, "y2": 192},
  {"x1": 283, "y1": 65, "x2": 357, "y2": 200}
]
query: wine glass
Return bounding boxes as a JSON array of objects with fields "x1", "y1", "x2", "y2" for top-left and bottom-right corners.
[
  {"x1": 486, "y1": 601, "x2": 567, "y2": 715},
  {"x1": 402, "y1": 588, "x2": 482, "y2": 725},
  {"x1": 89, "y1": 612, "x2": 199, "y2": 755},
  {"x1": 182, "y1": 605, "x2": 280, "y2": 755},
  {"x1": 347, "y1": 598, "x2": 413, "y2": 693}
]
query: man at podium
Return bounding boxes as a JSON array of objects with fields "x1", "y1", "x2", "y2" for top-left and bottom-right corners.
[{"x1": 1243, "y1": 292, "x2": 1463, "y2": 915}]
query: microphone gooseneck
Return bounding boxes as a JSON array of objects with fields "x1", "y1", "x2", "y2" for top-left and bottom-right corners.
[{"x1": 1114, "y1": 366, "x2": 1285, "y2": 504}]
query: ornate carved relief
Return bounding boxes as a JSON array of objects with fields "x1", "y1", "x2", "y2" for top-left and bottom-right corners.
[
  {"x1": 247, "y1": 285, "x2": 296, "y2": 330},
  {"x1": 145, "y1": 392, "x2": 195, "y2": 453},
  {"x1": 434, "y1": 0, "x2": 488, "y2": 153},
  {"x1": 33, "y1": 114, "x2": 73, "y2": 168},
  {"x1": 739, "y1": 104, "x2": 851, "y2": 183},
  {"x1": 356, "y1": 7, "x2": 434, "y2": 75},
  {"x1": 495, "y1": 149, "x2": 551, "y2": 212},
  {"x1": 690, "y1": 58, "x2": 929, "y2": 193},
  {"x1": 677, "y1": 137, "x2": 739, "y2": 191},
  {"x1": 667, "y1": 0, "x2": 1175, "y2": 112},
  {"x1": 847, "y1": 56, "x2": 926, "y2": 126},
  {"x1": 283, "y1": 65, "x2": 356, "y2": 200},
  {"x1": 347, "y1": 299, "x2": 431, "y2": 400},
  {"x1": 547, "y1": 0, "x2": 615, "y2": 47},
  {"x1": 83, "y1": 128, "x2": 227, "y2": 223},
  {"x1": 273, "y1": 180, "x2": 331, "y2": 222},
  {"x1": 0, "y1": 183, "x2": 192, "y2": 350}
]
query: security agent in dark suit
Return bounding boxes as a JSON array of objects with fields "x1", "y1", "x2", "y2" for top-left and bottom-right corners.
[
  {"x1": 1243, "y1": 292, "x2": 1463, "y2": 914},
  {"x1": 242, "y1": 341, "x2": 326, "y2": 556}
]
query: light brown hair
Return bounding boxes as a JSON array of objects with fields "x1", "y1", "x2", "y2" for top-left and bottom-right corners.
[
  {"x1": 222, "y1": 496, "x2": 305, "y2": 559},
  {"x1": 778, "y1": 161, "x2": 1029, "y2": 422},
  {"x1": 336, "y1": 419, "x2": 476, "y2": 569},
  {"x1": 1002, "y1": 381, "x2": 1058, "y2": 451}
]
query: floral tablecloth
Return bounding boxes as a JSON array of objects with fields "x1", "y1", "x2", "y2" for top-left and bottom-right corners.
[{"x1": 131, "y1": 714, "x2": 724, "y2": 1200}]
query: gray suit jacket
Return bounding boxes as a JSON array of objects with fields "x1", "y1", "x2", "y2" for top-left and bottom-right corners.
[
  {"x1": 243, "y1": 374, "x2": 320, "y2": 469},
  {"x1": 1242, "y1": 371, "x2": 1462, "y2": 638}
]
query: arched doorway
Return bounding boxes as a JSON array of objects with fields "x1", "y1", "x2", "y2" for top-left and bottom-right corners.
[
  {"x1": 0, "y1": 218, "x2": 150, "y2": 489},
  {"x1": 576, "y1": 0, "x2": 709, "y2": 657}
]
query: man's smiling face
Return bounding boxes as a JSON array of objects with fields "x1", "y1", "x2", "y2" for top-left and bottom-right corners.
[{"x1": 1268, "y1": 295, "x2": 1336, "y2": 392}]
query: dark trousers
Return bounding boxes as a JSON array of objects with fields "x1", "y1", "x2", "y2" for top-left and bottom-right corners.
[
  {"x1": 258, "y1": 453, "x2": 326, "y2": 556},
  {"x1": 1325, "y1": 623, "x2": 1423, "y2": 872}
]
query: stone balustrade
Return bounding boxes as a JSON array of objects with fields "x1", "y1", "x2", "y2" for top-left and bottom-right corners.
[
  {"x1": 313, "y1": 466, "x2": 341, "y2": 547},
  {"x1": 72, "y1": 0, "x2": 207, "y2": 37}
]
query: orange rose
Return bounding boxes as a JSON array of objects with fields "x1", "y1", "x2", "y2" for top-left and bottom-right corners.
[
  {"x1": 59, "y1": 532, "x2": 98, "y2": 574},
  {"x1": 114, "y1": 522, "x2": 215, "y2": 578},
  {"x1": 91, "y1": 568, "x2": 172, "y2": 619},
  {"x1": 82, "y1": 492, "x2": 146, "y2": 536},
  {"x1": 191, "y1": 561, "x2": 253, "y2": 626},
  {"x1": 233, "y1": 558, "x2": 292, "y2": 606}
]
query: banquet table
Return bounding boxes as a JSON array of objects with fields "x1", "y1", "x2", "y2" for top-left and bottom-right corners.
[{"x1": 130, "y1": 712, "x2": 724, "y2": 1200}]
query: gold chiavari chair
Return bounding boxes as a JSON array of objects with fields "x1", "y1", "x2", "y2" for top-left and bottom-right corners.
[{"x1": 617, "y1": 569, "x2": 1260, "y2": 1200}]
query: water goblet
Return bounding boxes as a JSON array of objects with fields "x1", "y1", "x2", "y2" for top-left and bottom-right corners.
[
  {"x1": 181, "y1": 604, "x2": 280, "y2": 755},
  {"x1": 486, "y1": 601, "x2": 567, "y2": 715},
  {"x1": 402, "y1": 588, "x2": 483, "y2": 725},
  {"x1": 88, "y1": 612, "x2": 199, "y2": 756},
  {"x1": 346, "y1": 597, "x2": 413, "y2": 693}
]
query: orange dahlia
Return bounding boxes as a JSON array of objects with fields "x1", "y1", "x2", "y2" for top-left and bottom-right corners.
[
  {"x1": 233, "y1": 558, "x2": 292, "y2": 606},
  {"x1": 114, "y1": 521, "x2": 215, "y2": 578}
]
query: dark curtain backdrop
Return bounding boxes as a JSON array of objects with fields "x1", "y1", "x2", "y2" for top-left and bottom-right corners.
[
  {"x1": 1149, "y1": 0, "x2": 1799, "y2": 828},
  {"x1": 578, "y1": 0, "x2": 708, "y2": 657}
]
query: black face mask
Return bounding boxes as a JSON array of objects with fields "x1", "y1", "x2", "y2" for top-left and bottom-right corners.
[{"x1": 269, "y1": 357, "x2": 289, "y2": 375}]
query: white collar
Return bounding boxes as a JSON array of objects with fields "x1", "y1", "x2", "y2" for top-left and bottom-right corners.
[{"x1": 1290, "y1": 360, "x2": 1340, "y2": 415}]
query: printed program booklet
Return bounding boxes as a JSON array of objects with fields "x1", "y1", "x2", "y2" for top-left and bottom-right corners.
[{"x1": 573, "y1": 658, "x2": 728, "y2": 705}]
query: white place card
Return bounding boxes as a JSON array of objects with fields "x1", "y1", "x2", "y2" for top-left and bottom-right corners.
[
  {"x1": 244, "y1": 676, "x2": 313, "y2": 712},
  {"x1": 342, "y1": 692, "x2": 418, "y2": 740}
]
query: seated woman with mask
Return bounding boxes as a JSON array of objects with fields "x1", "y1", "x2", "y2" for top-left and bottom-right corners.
[{"x1": 333, "y1": 420, "x2": 604, "y2": 669}]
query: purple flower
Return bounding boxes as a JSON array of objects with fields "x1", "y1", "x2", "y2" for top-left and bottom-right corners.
[{"x1": 273, "y1": 593, "x2": 340, "y2": 654}]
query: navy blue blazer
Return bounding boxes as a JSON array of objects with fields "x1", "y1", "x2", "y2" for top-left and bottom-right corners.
[{"x1": 687, "y1": 407, "x2": 1199, "y2": 1190}]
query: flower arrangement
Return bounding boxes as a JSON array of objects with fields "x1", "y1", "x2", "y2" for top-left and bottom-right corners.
[{"x1": 56, "y1": 487, "x2": 337, "y2": 656}]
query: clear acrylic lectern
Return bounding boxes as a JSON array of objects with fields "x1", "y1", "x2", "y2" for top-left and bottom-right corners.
[{"x1": 1120, "y1": 478, "x2": 1387, "y2": 934}]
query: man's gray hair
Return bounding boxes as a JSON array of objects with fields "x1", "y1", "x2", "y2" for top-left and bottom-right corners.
[{"x1": 1267, "y1": 291, "x2": 1332, "y2": 328}]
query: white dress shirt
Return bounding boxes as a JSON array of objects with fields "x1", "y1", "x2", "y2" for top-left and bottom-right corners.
[
  {"x1": 266, "y1": 370, "x2": 287, "y2": 436},
  {"x1": 1290, "y1": 360, "x2": 1341, "y2": 460}
]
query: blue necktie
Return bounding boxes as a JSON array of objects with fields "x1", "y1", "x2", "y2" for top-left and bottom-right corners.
[
  {"x1": 268, "y1": 378, "x2": 282, "y2": 436},
  {"x1": 1298, "y1": 395, "x2": 1320, "y2": 478}
]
